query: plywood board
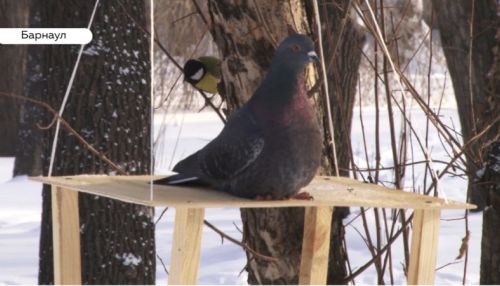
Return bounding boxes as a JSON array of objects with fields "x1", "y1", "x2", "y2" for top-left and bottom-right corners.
[
  {"x1": 299, "y1": 206, "x2": 334, "y2": 284},
  {"x1": 168, "y1": 208, "x2": 205, "y2": 285},
  {"x1": 407, "y1": 209, "x2": 441, "y2": 284},
  {"x1": 51, "y1": 186, "x2": 82, "y2": 284},
  {"x1": 31, "y1": 175, "x2": 475, "y2": 210}
]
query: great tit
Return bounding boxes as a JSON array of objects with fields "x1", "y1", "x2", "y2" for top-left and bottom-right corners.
[{"x1": 183, "y1": 56, "x2": 221, "y2": 94}]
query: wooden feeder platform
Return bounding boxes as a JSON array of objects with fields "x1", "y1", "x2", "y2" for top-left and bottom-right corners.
[{"x1": 31, "y1": 175, "x2": 475, "y2": 285}]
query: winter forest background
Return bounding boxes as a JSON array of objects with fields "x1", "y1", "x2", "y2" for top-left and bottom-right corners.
[{"x1": 0, "y1": 0, "x2": 499, "y2": 284}]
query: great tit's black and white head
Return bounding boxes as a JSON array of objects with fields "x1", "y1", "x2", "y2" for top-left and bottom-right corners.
[
  {"x1": 183, "y1": 57, "x2": 222, "y2": 94},
  {"x1": 183, "y1": 59, "x2": 206, "y2": 86}
]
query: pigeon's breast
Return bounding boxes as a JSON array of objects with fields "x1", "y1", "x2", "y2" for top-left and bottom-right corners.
[
  {"x1": 225, "y1": 77, "x2": 322, "y2": 198},
  {"x1": 230, "y1": 128, "x2": 321, "y2": 198},
  {"x1": 225, "y1": 110, "x2": 321, "y2": 199}
]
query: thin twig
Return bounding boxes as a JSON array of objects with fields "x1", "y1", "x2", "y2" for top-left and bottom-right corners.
[
  {"x1": 424, "y1": 5, "x2": 435, "y2": 196},
  {"x1": 358, "y1": 206, "x2": 383, "y2": 279},
  {"x1": 343, "y1": 212, "x2": 414, "y2": 283},
  {"x1": 467, "y1": 0, "x2": 477, "y2": 138},
  {"x1": 156, "y1": 254, "x2": 170, "y2": 275},
  {"x1": 233, "y1": 221, "x2": 243, "y2": 234},
  {"x1": 358, "y1": 78, "x2": 371, "y2": 179},
  {"x1": 425, "y1": 113, "x2": 500, "y2": 194},
  {"x1": 155, "y1": 207, "x2": 169, "y2": 225},
  {"x1": 171, "y1": 11, "x2": 198, "y2": 25},
  {"x1": 463, "y1": 3, "x2": 476, "y2": 282},
  {"x1": 312, "y1": 0, "x2": 340, "y2": 176},
  {"x1": 37, "y1": 115, "x2": 58, "y2": 130},
  {"x1": 191, "y1": 0, "x2": 209, "y2": 26},
  {"x1": 0, "y1": 92, "x2": 127, "y2": 175},
  {"x1": 436, "y1": 260, "x2": 463, "y2": 272},
  {"x1": 203, "y1": 220, "x2": 278, "y2": 262}
]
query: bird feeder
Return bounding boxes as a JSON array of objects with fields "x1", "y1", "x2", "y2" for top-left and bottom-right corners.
[{"x1": 31, "y1": 175, "x2": 474, "y2": 285}]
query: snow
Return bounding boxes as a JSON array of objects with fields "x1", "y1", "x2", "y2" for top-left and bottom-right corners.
[
  {"x1": 115, "y1": 253, "x2": 142, "y2": 266},
  {"x1": 0, "y1": 161, "x2": 43, "y2": 285},
  {"x1": 83, "y1": 46, "x2": 100, "y2": 56},
  {"x1": 119, "y1": 67, "x2": 130, "y2": 76},
  {"x1": 0, "y1": 109, "x2": 482, "y2": 284}
]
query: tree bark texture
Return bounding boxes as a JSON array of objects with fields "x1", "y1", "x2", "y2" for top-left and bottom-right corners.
[
  {"x1": 480, "y1": 142, "x2": 500, "y2": 284},
  {"x1": 0, "y1": 0, "x2": 29, "y2": 156},
  {"x1": 19, "y1": 1, "x2": 156, "y2": 284},
  {"x1": 208, "y1": 0, "x2": 362, "y2": 283},
  {"x1": 434, "y1": 0, "x2": 500, "y2": 283},
  {"x1": 14, "y1": 2, "x2": 45, "y2": 176},
  {"x1": 433, "y1": 0, "x2": 499, "y2": 209}
]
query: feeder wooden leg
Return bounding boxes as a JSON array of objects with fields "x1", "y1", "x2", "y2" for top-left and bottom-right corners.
[
  {"x1": 169, "y1": 208, "x2": 205, "y2": 285},
  {"x1": 407, "y1": 209, "x2": 441, "y2": 284},
  {"x1": 51, "y1": 186, "x2": 82, "y2": 285},
  {"x1": 299, "y1": 206, "x2": 334, "y2": 285}
]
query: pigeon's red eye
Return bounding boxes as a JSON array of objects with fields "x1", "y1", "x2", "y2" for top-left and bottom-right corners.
[{"x1": 291, "y1": 44, "x2": 301, "y2": 53}]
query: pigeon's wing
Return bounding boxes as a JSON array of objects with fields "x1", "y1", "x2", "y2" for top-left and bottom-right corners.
[{"x1": 174, "y1": 109, "x2": 264, "y2": 181}]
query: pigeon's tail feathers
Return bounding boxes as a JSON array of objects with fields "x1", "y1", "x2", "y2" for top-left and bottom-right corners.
[
  {"x1": 153, "y1": 151, "x2": 212, "y2": 187},
  {"x1": 173, "y1": 152, "x2": 201, "y2": 174},
  {"x1": 155, "y1": 174, "x2": 199, "y2": 184},
  {"x1": 153, "y1": 174, "x2": 210, "y2": 187}
]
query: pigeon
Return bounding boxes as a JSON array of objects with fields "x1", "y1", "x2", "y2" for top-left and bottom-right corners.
[
  {"x1": 183, "y1": 56, "x2": 222, "y2": 94},
  {"x1": 156, "y1": 34, "x2": 322, "y2": 199}
]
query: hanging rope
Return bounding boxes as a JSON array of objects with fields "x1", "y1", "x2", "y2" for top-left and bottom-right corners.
[
  {"x1": 149, "y1": 0, "x2": 155, "y2": 201},
  {"x1": 312, "y1": 0, "x2": 340, "y2": 177},
  {"x1": 47, "y1": 0, "x2": 101, "y2": 176}
]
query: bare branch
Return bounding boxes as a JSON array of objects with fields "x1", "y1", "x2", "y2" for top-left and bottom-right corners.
[
  {"x1": 203, "y1": 219, "x2": 278, "y2": 263},
  {"x1": 0, "y1": 91, "x2": 127, "y2": 175}
]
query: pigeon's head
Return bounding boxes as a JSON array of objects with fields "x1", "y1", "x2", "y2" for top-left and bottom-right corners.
[{"x1": 272, "y1": 34, "x2": 319, "y2": 72}]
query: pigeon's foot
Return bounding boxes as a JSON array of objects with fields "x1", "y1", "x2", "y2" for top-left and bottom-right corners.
[
  {"x1": 254, "y1": 194, "x2": 275, "y2": 201},
  {"x1": 253, "y1": 192, "x2": 314, "y2": 201},
  {"x1": 290, "y1": 192, "x2": 314, "y2": 200}
]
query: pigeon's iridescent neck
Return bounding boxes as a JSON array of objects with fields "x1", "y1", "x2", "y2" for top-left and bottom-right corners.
[
  {"x1": 289, "y1": 76, "x2": 314, "y2": 118},
  {"x1": 252, "y1": 72, "x2": 313, "y2": 127},
  {"x1": 260, "y1": 65, "x2": 306, "y2": 102}
]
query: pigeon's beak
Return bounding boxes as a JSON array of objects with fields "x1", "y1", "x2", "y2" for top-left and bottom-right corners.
[{"x1": 307, "y1": 51, "x2": 320, "y2": 62}]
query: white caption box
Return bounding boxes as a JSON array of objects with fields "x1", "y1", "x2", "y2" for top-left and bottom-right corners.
[{"x1": 0, "y1": 28, "x2": 92, "y2": 45}]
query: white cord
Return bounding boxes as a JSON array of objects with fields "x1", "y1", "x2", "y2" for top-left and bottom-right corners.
[
  {"x1": 47, "y1": 0, "x2": 100, "y2": 177},
  {"x1": 149, "y1": 0, "x2": 155, "y2": 201},
  {"x1": 312, "y1": 0, "x2": 340, "y2": 177}
]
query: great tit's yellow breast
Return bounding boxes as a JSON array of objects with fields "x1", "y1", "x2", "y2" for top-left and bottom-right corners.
[{"x1": 195, "y1": 73, "x2": 221, "y2": 94}]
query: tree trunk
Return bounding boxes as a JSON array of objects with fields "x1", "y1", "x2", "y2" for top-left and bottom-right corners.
[
  {"x1": 433, "y1": 0, "x2": 499, "y2": 209},
  {"x1": 480, "y1": 141, "x2": 500, "y2": 284},
  {"x1": 208, "y1": 0, "x2": 362, "y2": 283},
  {"x1": 13, "y1": 1, "x2": 44, "y2": 176},
  {"x1": 0, "y1": 0, "x2": 29, "y2": 157},
  {"x1": 433, "y1": 0, "x2": 500, "y2": 283},
  {"x1": 17, "y1": 1, "x2": 156, "y2": 283}
]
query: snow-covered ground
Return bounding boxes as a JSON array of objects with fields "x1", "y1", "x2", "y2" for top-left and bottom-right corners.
[{"x1": 0, "y1": 108, "x2": 481, "y2": 284}]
